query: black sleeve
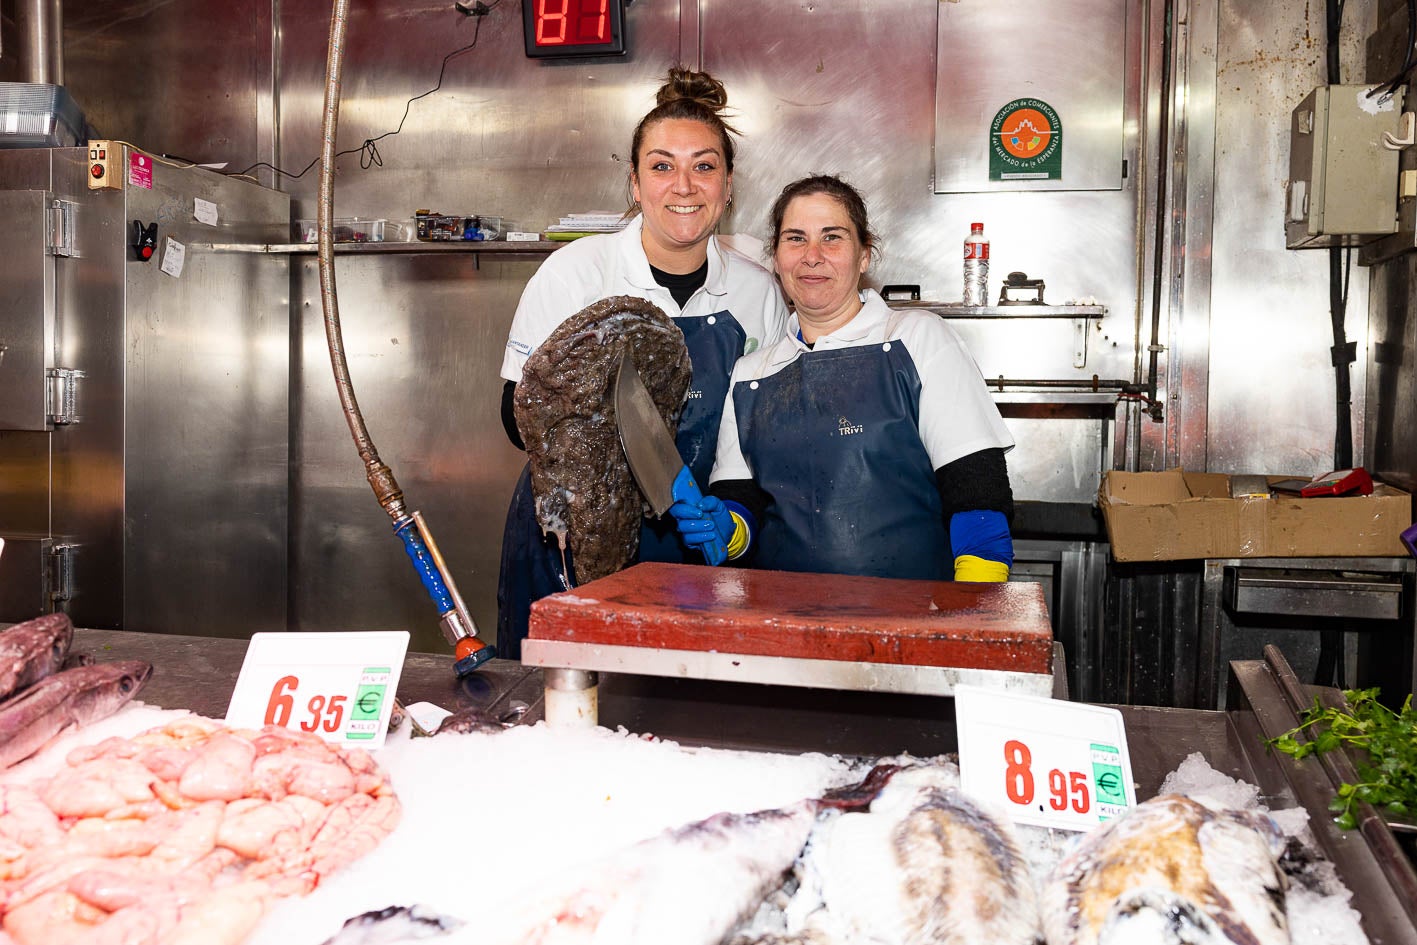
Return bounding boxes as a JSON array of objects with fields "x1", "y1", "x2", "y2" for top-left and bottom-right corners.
[
  {"x1": 501, "y1": 380, "x2": 525, "y2": 451},
  {"x1": 709, "y1": 478, "x2": 772, "y2": 525},
  {"x1": 935, "y1": 447, "x2": 1014, "y2": 524}
]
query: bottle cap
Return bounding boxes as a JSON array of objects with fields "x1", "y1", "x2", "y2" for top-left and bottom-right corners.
[{"x1": 970, "y1": 222, "x2": 984, "y2": 231}]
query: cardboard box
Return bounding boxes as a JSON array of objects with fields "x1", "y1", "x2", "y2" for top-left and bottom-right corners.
[{"x1": 1099, "y1": 468, "x2": 1413, "y2": 562}]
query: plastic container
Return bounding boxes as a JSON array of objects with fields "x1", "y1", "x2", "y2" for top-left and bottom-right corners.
[
  {"x1": 963, "y1": 222, "x2": 989, "y2": 306},
  {"x1": 413, "y1": 211, "x2": 504, "y2": 242},
  {"x1": 293, "y1": 218, "x2": 405, "y2": 243}
]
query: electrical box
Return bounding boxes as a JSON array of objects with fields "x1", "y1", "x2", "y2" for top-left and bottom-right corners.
[
  {"x1": 86, "y1": 140, "x2": 121, "y2": 191},
  {"x1": 1286, "y1": 85, "x2": 1404, "y2": 248}
]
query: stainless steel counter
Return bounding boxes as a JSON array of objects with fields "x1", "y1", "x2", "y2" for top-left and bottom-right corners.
[
  {"x1": 73, "y1": 629, "x2": 1249, "y2": 795},
  {"x1": 63, "y1": 629, "x2": 1417, "y2": 945}
]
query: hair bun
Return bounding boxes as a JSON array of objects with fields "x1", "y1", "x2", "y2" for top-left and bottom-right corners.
[{"x1": 656, "y1": 67, "x2": 728, "y2": 112}]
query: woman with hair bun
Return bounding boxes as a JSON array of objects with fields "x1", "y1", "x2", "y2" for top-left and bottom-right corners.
[{"x1": 496, "y1": 67, "x2": 788, "y2": 659}]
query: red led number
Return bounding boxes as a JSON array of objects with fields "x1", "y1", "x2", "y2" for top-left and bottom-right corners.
[
  {"x1": 264, "y1": 675, "x2": 345, "y2": 734},
  {"x1": 536, "y1": 0, "x2": 609, "y2": 46},
  {"x1": 535, "y1": 0, "x2": 567, "y2": 45},
  {"x1": 1003, "y1": 739, "x2": 1091, "y2": 814}
]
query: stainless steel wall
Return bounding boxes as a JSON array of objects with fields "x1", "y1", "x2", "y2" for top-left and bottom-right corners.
[
  {"x1": 52, "y1": 0, "x2": 1394, "y2": 652},
  {"x1": 1153, "y1": 0, "x2": 1379, "y2": 475}
]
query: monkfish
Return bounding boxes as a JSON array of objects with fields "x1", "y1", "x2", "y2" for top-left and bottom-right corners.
[
  {"x1": 1040, "y1": 793, "x2": 1289, "y2": 945},
  {"x1": 790, "y1": 763, "x2": 1044, "y2": 945}
]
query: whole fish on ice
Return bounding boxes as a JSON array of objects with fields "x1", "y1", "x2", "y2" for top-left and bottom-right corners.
[
  {"x1": 1041, "y1": 793, "x2": 1289, "y2": 945},
  {"x1": 476, "y1": 802, "x2": 818, "y2": 945},
  {"x1": 0, "y1": 613, "x2": 73, "y2": 703},
  {"x1": 0, "y1": 659, "x2": 152, "y2": 769},
  {"x1": 788, "y1": 763, "x2": 1044, "y2": 945}
]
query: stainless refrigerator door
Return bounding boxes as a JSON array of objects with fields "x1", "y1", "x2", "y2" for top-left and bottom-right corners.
[{"x1": 0, "y1": 191, "x2": 55, "y2": 432}]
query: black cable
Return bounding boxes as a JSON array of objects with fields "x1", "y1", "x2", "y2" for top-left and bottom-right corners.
[
  {"x1": 1144, "y1": 0, "x2": 1176, "y2": 423},
  {"x1": 1366, "y1": 0, "x2": 1417, "y2": 101},
  {"x1": 1326, "y1": 0, "x2": 1355, "y2": 471},
  {"x1": 234, "y1": 1, "x2": 500, "y2": 181},
  {"x1": 1318, "y1": 0, "x2": 1351, "y2": 690}
]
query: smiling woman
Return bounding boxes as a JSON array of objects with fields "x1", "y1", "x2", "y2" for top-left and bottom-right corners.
[
  {"x1": 631, "y1": 118, "x2": 733, "y2": 271},
  {"x1": 669, "y1": 175, "x2": 1018, "y2": 585},
  {"x1": 494, "y1": 68, "x2": 789, "y2": 660}
]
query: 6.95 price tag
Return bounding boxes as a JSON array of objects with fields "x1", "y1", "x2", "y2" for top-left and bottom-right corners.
[
  {"x1": 225, "y1": 631, "x2": 409, "y2": 749},
  {"x1": 956, "y1": 685, "x2": 1136, "y2": 832}
]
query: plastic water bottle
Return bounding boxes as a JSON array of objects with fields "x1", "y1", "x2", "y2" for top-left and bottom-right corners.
[{"x1": 963, "y1": 222, "x2": 989, "y2": 306}]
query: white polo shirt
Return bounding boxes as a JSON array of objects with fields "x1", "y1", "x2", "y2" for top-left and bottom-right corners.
[
  {"x1": 500, "y1": 216, "x2": 787, "y2": 383},
  {"x1": 711, "y1": 289, "x2": 1014, "y2": 483}
]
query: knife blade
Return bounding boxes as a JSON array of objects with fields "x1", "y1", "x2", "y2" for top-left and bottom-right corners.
[{"x1": 614, "y1": 351, "x2": 726, "y2": 564}]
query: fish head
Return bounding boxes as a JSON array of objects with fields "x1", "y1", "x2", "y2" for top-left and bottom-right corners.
[{"x1": 67, "y1": 660, "x2": 154, "y2": 724}]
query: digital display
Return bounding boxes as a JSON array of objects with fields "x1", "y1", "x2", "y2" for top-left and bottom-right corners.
[{"x1": 523, "y1": 0, "x2": 626, "y2": 58}]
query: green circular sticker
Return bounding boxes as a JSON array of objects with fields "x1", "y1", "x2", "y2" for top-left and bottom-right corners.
[{"x1": 990, "y1": 98, "x2": 1063, "y2": 181}]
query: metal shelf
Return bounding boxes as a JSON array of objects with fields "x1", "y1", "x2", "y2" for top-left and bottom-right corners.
[
  {"x1": 887, "y1": 301, "x2": 1107, "y2": 319},
  {"x1": 199, "y1": 240, "x2": 563, "y2": 255}
]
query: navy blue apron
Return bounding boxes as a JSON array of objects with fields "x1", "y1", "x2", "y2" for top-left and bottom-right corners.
[
  {"x1": 496, "y1": 309, "x2": 746, "y2": 659},
  {"x1": 495, "y1": 465, "x2": 577, "y2": 661},
  {"x1": 732, "y1": 342, "x2": 950, "y2": 580},
  {"x1": 636, "y1": 311, "x2": 747, "y2": 564}
]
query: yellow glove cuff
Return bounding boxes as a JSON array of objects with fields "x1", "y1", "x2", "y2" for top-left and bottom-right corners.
[
  {"x1": 725, "y1": 511, "x2": 751, "y2": 559},
  {"x1": 954, "y1": 555, "x2": 1010, "y2": 583}
]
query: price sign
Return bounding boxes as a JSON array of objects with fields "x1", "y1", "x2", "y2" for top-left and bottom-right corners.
[
  {"x1": 225, "y1": 631, "x2": 409, "y2": 750},
  {"x1": 956, "y1": 685, "x2": 1136, "y2": 832}
]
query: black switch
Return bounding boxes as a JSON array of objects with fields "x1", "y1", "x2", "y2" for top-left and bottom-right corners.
[{"x1": 130, "y1": 220, "x2": 158, "y2": 261}]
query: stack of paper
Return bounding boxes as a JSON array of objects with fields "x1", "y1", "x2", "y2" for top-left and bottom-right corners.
[{"x1": 544, "y1": 211, "x2": 630, "y2": 235}]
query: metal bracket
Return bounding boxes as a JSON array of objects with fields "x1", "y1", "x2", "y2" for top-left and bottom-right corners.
[
  {"x1": 48, "y1": 198, "x2": 77, "y2": 257},
  {"x1": 1382, "y1": 111, "x2": 1416, "y2": 150},
  {"x1": 46, "y1": 367, "x2": 85, "y2": 425},
  {"x1": 1073, "y1": 318, "x2": 1089, "y2": 369},
  {"x1": 46, "y1": 543, "x2": 77, "y2": 607}
]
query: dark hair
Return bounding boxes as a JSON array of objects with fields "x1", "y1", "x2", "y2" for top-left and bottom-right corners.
[
  {"x1": 768, "y1": 175, "x2": 879, "y2": 259},
  {"x1": 630, "y1": 67, "x2": 739, "y2": 175}
]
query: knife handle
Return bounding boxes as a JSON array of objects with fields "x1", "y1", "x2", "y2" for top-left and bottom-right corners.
[{"x1": 670, "y1": 466, "x2": 728, "y2": 566}]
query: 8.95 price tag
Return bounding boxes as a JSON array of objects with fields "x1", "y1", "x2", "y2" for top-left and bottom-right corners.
[
  {"x1": 225, "y1": 631, "x2": 409, "y2": 749},
  {"x1": 955, "y1": 685, "x2": 1136, "y2": 832}
]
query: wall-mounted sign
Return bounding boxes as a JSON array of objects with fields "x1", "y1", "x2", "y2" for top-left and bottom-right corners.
[{"x1": 990, "y1": 98, "x2": 1063, "y2": 181}]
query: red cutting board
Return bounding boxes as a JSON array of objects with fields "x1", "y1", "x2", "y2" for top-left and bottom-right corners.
[{"x1": 528, "y1": 562, "x2": 1053, "y2": 674}]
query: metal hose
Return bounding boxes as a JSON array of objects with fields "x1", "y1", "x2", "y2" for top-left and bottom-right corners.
[
  {"x1": 317, "y1": 0, "x2": 406, "y2": 524},
  {"x1": 313, "y1": 0, "x2": 490, "y2": 670}
]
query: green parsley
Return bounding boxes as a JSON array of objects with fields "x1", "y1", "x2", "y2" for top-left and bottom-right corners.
[{"x1": 1266, "y1": 688, "x2": 1417, "y2": 831}]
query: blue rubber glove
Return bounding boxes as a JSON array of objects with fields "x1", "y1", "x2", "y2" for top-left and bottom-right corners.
[{"x1": 668, "y1": 496, "x2": 733, "y2": 566}]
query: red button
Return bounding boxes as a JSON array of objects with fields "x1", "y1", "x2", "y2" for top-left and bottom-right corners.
[
  {"x1": 141, "y1": 246, "x2": 152, "y2": 259},
  {"x1": 91, "y1": 164, "x2": 104, "y2": 178}
]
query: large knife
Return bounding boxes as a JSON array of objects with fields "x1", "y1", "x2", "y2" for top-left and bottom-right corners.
[{"x1": 614, "y1": 351, "x2": 727, "y2": 565}]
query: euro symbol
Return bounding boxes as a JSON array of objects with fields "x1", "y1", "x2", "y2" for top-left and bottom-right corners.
[
  {"x1": 357, "y1": 690, "x2": 383, "y2": 715},
  {"x1": 1096, "y1": 771, "x2": 1121, "y2": 795}
]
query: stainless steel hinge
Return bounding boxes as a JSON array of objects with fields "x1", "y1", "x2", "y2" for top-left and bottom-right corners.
[
  {"x1": 46, "y1": 543, "x2": 77, "y2": 607},
  {"x1": 47, "y1": 367, "x2": 85, "y2": 424},
  {"x1": 48, "y1": 198, "x2": 78, "y2": 257}
]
